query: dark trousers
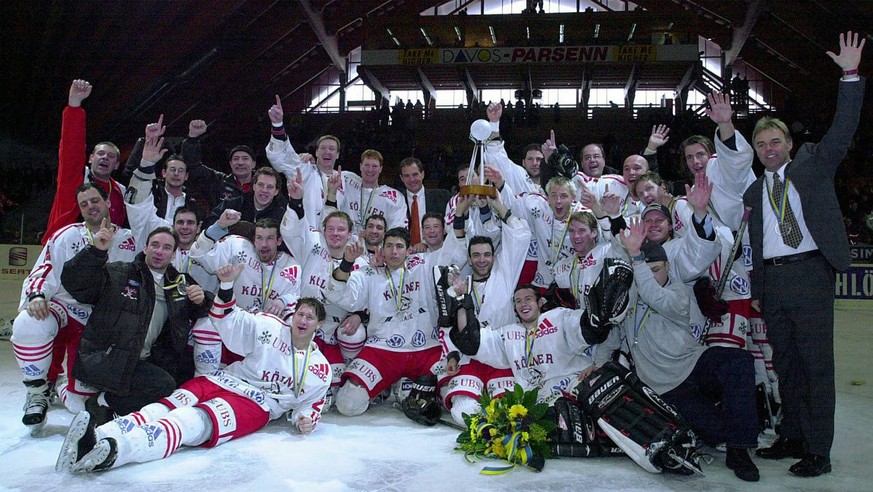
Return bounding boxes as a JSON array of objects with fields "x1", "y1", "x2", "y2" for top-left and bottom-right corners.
[
  {"x1": 662, "y1": 346, "x2": 758, "y2": 448},
  {"x1": 762, "y1": 255, "x2": 835, "y2": 457},
  {"x1": 105, "y1": 360, "x2": 177, "y2": 415}
]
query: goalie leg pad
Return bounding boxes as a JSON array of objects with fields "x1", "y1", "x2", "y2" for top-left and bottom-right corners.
[
  {"x1": 548, "y1": 397, "x2": 624, "y2": 458},
  {"x1": 573, "y1": 362, "x2": 702, "y2": 475}
]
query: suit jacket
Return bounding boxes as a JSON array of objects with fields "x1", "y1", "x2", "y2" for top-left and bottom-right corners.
[
  {"x1": 401, "y1": 186, "x2": 452, "y2": 226},
  {"x1": 743, "y1": 78, "x2": 865, "y2": 300}
]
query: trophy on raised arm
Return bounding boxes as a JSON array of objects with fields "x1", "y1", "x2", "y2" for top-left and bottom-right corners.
[{"x1": 460, "y1": 119, "x2": 499, "y2": 198}]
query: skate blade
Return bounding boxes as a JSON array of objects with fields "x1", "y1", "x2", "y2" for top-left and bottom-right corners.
[{"x1": 55, "y1": 412, "x2": 90, "y2": 472}]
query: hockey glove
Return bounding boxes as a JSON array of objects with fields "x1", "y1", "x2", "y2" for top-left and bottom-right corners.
[
  {"x1": 401, "y1": 375, "x2": 442, "y2": 426},
  {"x1": 693, "y1": 277, "x2": 728, "y2": 323}
]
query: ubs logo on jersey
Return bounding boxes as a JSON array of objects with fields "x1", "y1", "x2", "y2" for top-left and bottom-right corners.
[
  {"x1": 280, "y1": 265, "x2": 299, "y2": 284},
  {"x1": 386, "y1": 334, "x2": 406, "y2": 348},
  {"x1": 411, "y1": 330, "x2": 427, "y2": 347},
  {"x1": 730, "y1": 276, "x2": 750, "y2": 296}
]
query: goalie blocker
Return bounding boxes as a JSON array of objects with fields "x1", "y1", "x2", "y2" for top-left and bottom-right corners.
[{"x1": 572, "y1": 362, "x2": 704, "y2": 475}]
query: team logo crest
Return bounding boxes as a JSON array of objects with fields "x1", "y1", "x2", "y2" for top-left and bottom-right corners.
[{"x1": 121, "y1": 285, "x2": 138, "y2": 301}]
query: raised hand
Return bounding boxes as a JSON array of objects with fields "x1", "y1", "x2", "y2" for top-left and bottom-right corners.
[
  {"x1": 188, "y1": 119, "x2": 207, "y2": 138},
  {"x1": 646, "y1": 124, "x2": 670, "y2": 151},
  {"x1": 299, "y1": 153, "x2": 315, "y2": 164},
  {"x1": 686, "y1": 171, "x2": 713, "y2": 218},
  {"x1": 541, "y1": 129, "x2": 557, "y2": 160},
  {"x1": 216, "y1": 263, "x2": 245, "y2": 283},
  {"x1": 268, "y1": 94, "x2": 284, "y2": 125},
  {"x1": 217, "y1": 209, "x2": 242, "y2": 229},
  {"x1": 486, "y1": 102, "x2": 502, "y2": 123},
  {"x1": 827, "y1": 31, "x2": 865, "y2": 71},
  {"x1": 142, "y1": 135, "x2": 167, "y2": 164},
  {"x1": 326, "y1": 166, "x2": 341, "y2": 198},
  {"x1": 287, "y1": 168, "x2": 304, "y2": 200},
  {"x1": 68, "y1": 79, "x2": 92, "y2": 107},
  {"x1": 705, "y1": 92, "x2": 733, "y2": 125},
  {"x1": 619, "y1": 216, "x2": 646, "y2": 256},
  {"x1": 93, "y1": 217, "x2": 115, "y2": 251},
  {"x1": 454, "y1": 194, "x2": 475, "y2": 217},
  {"x1": 145, "y1": 114, "x2": 166, "y2": 140},
  {"x1": 344, "y1": 239, "x2": 365, "y2": 262}
]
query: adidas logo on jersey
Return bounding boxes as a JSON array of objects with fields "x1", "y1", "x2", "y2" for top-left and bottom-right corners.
[
  {"x1": 118, "y1": 236, "x2": 136, "y2": 251},
  {"x1": 309, "y1": 363, "x2": 330, "y2": 382},
  {"x1": 379, "y1": 189, "x2": 398, "y2": 202}
]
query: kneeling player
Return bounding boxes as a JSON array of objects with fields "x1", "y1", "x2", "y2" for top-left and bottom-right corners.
[{"x1": 56, "y1": 264, "x2": 330, "y2": 473}]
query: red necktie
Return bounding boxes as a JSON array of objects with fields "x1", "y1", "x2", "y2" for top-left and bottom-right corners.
[{"x1": 410, "y1": 194, "x2": 421, "y2": 245}]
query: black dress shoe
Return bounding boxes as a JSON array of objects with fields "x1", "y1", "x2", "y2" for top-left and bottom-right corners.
[
  {"x1": 726, "y1": 447, "x2": 760, "y2": 482},
  {"x1": 789, "y1": 454, "x2": 831, "y2": 477},
  {"x1": 755, "y1": 436, "x2": 805, "y2": 460}
]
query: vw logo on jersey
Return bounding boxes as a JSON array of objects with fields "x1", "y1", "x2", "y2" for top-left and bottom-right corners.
[
  {"x1": 386, "y1": 334, "x2": 406, "y2": 348},
  {"x1": 730, "y1": 276, "x2": 750, "y2": 296},
  {"x1": 411, "y1": 330, "x2": 426, "y2": 347},
  {"x1": 367, "y1": 336, "x2": 379, "y2": 344},
  {"x1": 742, "y1": 244, "x2": 753, "y2": 268},
  {"x1": 690, "y1": 323, "x2": 704, "y2": 342}
]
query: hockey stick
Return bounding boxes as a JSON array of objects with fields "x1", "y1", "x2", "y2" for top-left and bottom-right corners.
[
  {"x1": 714, "y1": 206, "x2": 752, "y2": 298},
  {"x1": 701, "y1": 206, "x2": 752, "y2": 339}
]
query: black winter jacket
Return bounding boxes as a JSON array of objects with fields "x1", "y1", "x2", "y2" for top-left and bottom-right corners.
[{"x1": 62, "y1": 247, "x2": 213, "y2": 395}]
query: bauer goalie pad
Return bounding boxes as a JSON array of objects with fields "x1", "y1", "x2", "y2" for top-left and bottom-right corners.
[
  {"x1": 572, "y1": 362, "x2": 703, "y2": 475},
  {"x1": 548, "y1": 397, "x2": 625, "y2": 458}
]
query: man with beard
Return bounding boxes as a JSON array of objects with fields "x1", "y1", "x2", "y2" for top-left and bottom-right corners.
[{"x1": 12, "y1": 184, "x2": 138, "y2": 433}]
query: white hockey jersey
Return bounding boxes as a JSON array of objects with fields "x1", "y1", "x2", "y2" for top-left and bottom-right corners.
[
  {"x1": 125, "y1": 185, "x2": 218, "y2": 293},
  {"x1": 190, "y1": 232, "x2": 301, "y2": 313},
  {"x1": 336, "y1": 172, "x2": 407, "y2": 234},
  {"x1": 208, "y1": 297, "x2": 330, "y2": 425},
  {"x1": 325, "y1": 237, "x2": 467, "y2": 352},
  {"x1": 265, "y1": 136, "x2": 334, "y2": 230},
  {"x1": 510, "y1": 192, "x2": 585, "y2": 287},
  {"x1": 473, "y1": 307, "x2": 596, "y2": 404},
  {"x1": 20, "y1": 223, "x2": 138, "y2": 323},
  {"x1": 280, "y1": 205, "x2": 369, "y2": 344},
  {"x1": 553, "y1": 240, "x2": 629, "y2": 308}
]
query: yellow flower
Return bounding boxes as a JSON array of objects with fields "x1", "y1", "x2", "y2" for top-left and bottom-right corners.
[
  {"x1": 508, "y1": 404, "x2": 528, "y2": 419},
  {"x1": 489, "y1": 439, "x2": 506, "y2": 458},
  {"x1": 485, "y1": 399, "x2": 498, "y2": 419},
  {"x1": 522, "y1": 431, "x2": 530, "y2": 442}
]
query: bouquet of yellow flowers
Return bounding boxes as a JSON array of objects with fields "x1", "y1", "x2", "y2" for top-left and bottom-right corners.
[{"x1": 455, "y1": 384, "x2": 555, "y2": 473}]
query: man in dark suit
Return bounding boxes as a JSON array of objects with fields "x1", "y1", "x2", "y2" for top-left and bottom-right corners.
[
  {"x1": 742, "y1": 31, "x2": 865, "y2": 478},
  {"x1": 399, "y1": 157, "x2": 452, "y2": 248}
]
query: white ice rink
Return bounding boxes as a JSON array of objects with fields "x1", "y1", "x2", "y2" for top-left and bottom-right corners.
[{"x1": 0, "y1": 278, "x2": 870, "y2": 491}]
